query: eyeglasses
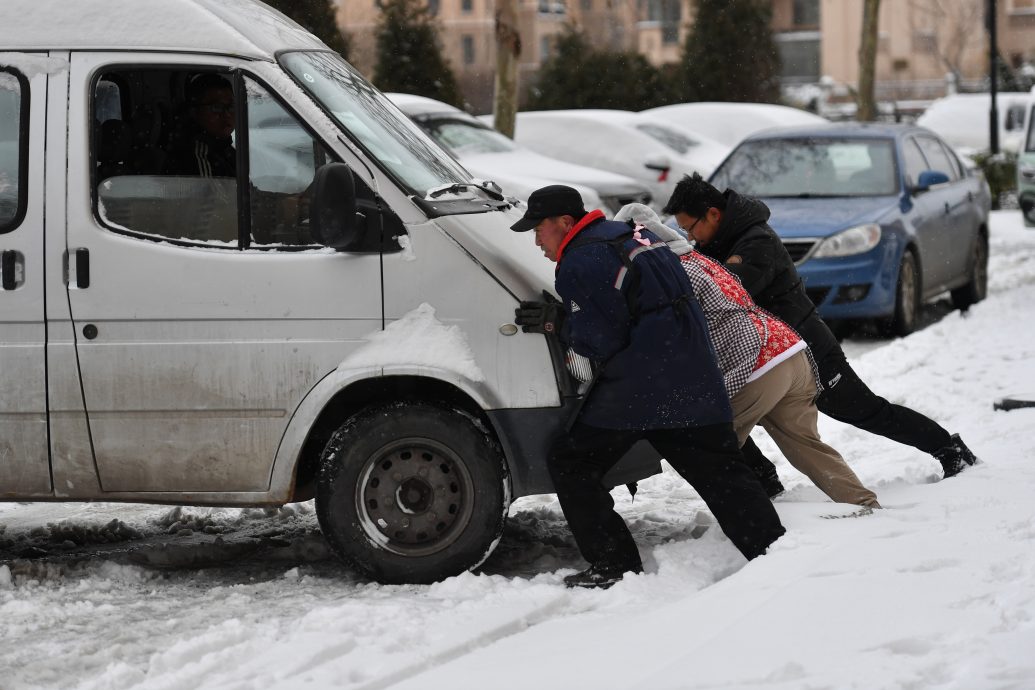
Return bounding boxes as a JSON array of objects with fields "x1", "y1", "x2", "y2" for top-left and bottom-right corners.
[
  {"x1": 198, "y1": 103, "x2": 234, "y2": 114},
  {"x1": 681, "y1": 216, "x2": 702, "y2": 239}
]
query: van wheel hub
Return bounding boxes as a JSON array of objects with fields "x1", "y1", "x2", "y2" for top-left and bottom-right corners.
[{"x1": 356, "y1": 439, "x2": 475, "y2": 556}]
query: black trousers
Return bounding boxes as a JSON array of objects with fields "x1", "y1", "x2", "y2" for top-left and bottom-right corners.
[
  {"x1": 548, "y1": 422, "x2": 786, "y2": 570},
  {"x1": 741, "y1": 347, "x2": 953, "y2": 479}
]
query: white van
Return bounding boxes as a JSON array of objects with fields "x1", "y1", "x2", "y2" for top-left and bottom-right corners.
[{"x1": 0, "y1": 0, "x2": 657, "y2": 583}]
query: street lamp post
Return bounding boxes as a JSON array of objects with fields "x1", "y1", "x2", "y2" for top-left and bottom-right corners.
[{"x1": 988, "y1": 0, "x2": 999, "y2": 155}]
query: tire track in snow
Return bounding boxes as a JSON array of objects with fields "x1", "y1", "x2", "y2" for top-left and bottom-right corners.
[{"x1": 348, "y1": 592, "x2": 572, "y2": 690}]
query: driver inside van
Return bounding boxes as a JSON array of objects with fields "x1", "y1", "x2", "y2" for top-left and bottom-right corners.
[
  {"x1": 164, "y1": 73, "x2": 236, "y2": 178},
  {"x1": 163, "y1": 72, "x2": 310, "y2": 245}
]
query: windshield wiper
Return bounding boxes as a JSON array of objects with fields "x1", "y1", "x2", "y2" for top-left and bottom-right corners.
[{"x1": 428, "y1": 181, "x2": 505, "y2": 201}]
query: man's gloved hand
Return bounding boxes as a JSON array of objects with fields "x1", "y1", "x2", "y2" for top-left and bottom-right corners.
[{"x1": 515, "y1": 291, "x2": 566, "y2": 334}]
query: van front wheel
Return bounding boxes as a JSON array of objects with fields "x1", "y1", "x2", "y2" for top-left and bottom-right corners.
[{"x1": 316, "y1": 402, "x2": 510, "y2": 584}]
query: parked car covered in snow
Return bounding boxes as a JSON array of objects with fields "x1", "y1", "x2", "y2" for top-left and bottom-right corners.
[
  {"x1": 917, "y1": 92, "x2": 1034, "y2": 156},
  {"x1": 643, "y1": 101, "x2": 828, "y2": 148},
  {"x1": 387, "y1": 93, "x2": 652, "y2": 215},
  {"x1": 1018, "y1": 97, "x2": 1035, "y2": 227},
  {"x1": 709, "y1": 123, "x2": 991, "y2": 335},
  {"x1": 0, "y1": 0, "x2": 663, "y2": 585},
  {"x1": 505, "y1": 109, "x2": 725, "y2": 207}
]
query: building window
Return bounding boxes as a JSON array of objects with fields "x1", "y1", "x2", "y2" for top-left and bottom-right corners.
[
  {"x1": 461, "y1": 0, "x2": 473, "y2": 12},
  {"x1": 911, "y1": 29, "x2": 937, "y2": 55},
  {"x1": 538, "y1": 0, "x2": 566, "y2": 14},
  {"x1": 462, "y1": 35, "x2": 475, "y2": 65},
  {"x1": 1008, "y1": 0, "x2": 1035, "y2": 13},
  {"x1": 646, "y1": 0, "x2": 681, "y2": 44},
  {"x1": 540, "y1": 36, "x2": 552, "y2": 60},
  {"x1": 775, "y1": 31, "x2": 821, "y2": 82},
  {"x1": 581, "y1": 0, "x2": 592, "y2": 9},
  {"x1": 428, "y1": 0, "x2": 439, "y2": 15},
  {"x1": 792, "y1": 0, "x2": 820, "y2": 27}
]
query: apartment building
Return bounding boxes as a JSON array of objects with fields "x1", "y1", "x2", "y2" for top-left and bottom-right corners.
[
  {"x1": 775, "y1": 0, "x2": 1035, "y2": 101},
  {"x1": 336, "y1": 1, "x2": 1035, "y2": 112},
  {"x1": 336, "y1": 0, "x2": 689, "y2": 112}
]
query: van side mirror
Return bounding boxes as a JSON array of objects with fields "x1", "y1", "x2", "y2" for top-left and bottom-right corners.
[
  {"x1": 912, "y1": 170, "x2": 950, "y2": 194},
  {"x1": 311, "y1": 163, "x2": 359, "y2": 249}
]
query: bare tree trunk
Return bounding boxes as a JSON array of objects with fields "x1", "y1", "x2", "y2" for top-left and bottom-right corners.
[
  {"x1": 493, "y1": 0, "x2": 521, "y2": 138},
  {"x1": 858, "y1": 0, "x2": 881, "y2": 122}
]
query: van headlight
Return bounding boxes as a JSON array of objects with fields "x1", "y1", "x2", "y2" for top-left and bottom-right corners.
[{"x1": 812, "y1": 224, "x2": 882, "y2": 258}]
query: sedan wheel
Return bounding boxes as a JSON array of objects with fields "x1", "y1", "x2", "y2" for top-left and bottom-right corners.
[
  {"x1": 951, "y1": 236, "x2": 988, "y2": 311},
  {"x1": 883, "y1": 251, "x2": 919, "y2": 337}
]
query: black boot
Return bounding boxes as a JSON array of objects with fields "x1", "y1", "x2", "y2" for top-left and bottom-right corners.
[
  {"x1": 563, "y1": 563, "x2": 642, "y2": 590},
  {"x1": 932, "y1": 434, "x2": 978, "y2": 478},
  {"x1": 740, "y1": 438, "x2": 785, "y2": 499},
  {"x1": 758, "y1": 466, "x2": 785, "y2": 499}
]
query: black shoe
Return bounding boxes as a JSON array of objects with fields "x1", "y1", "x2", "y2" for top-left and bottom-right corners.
[
  {"x1": 933, "y1": 433, "x2": 979, "y2": 478},
  {"x1": 563, "y1": 563, "x2": 642, "y2": 590}
]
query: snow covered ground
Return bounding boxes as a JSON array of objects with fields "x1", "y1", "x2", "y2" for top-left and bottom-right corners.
[{"x1": 2, "y1": 211, "x2": 1034, "y2": 690}]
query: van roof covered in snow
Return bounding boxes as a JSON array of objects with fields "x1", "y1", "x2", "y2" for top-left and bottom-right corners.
[{"x1": 0, "y1": 0, "x2": 327, "y2": 61}]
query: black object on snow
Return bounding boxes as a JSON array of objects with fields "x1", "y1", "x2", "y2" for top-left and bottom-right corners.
[{"x1": 993, "y1": 396, "x2": 1035, "y2": 412}]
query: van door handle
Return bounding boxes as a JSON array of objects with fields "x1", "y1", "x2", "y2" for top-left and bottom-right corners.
[
  {"x1": 67, "y1": 248, "x2": 90, "y2": 289},
  {"x1": 2, "y1": 250, "x2": 21, "y2": 290}
]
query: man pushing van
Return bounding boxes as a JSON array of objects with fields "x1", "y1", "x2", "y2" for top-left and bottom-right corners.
[{"x1": 512, "y1": 185, "x2": 785, "y2": 589}]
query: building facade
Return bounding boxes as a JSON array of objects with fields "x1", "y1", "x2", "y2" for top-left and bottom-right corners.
[{"x1": 336, "y1": 0, "x2": 1035, "y2": 114}]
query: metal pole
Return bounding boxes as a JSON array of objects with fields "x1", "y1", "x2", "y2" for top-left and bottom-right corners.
[{"x1": 988, "y1": 0, "x2": 999, "y2": 154}]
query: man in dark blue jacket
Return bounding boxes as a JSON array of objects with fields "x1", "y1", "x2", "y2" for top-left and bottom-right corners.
[{"x1": 513, "y1": 185, "x2": 785, "y2": 589}]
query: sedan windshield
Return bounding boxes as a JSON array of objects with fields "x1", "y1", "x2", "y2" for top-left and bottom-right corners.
[
  {"x1": 278, "y1": 52, "x2": 474, "y2": 198},
  {"x1": 424, "y1": 119, "x2": 517, "y2": 156},
  {"x1": 711, "y1": 138, "x2": 899, "y2": 197}
]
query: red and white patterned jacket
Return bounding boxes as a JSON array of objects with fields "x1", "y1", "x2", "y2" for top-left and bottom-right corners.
[
  {"x1": 679, "y1": 251, "x2": 819, "y2": 399},
  {"x1": 614, "y1": 204, "x2": 822, "y2": 399}
]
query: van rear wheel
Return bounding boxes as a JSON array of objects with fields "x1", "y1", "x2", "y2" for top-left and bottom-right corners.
[{"x1": 316, "y1": 402, "x2": 510, "y2": 584}]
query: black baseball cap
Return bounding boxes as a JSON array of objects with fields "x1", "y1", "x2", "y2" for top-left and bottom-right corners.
[{"x1": 510, "y1": 185, "x2": 586, "y2": 232}]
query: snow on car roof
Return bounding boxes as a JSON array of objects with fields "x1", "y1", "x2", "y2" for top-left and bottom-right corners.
[
  {"x1": 0, "y1": 0, "x2": 326, "y2": 60},
  {"x1": 645, "y1": 102, "x2": 828, "y2": 147},
  {"x1": 385, "y1": 93, "x2": 466, "y2": 117}
]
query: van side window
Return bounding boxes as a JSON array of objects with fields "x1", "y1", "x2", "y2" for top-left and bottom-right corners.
[
  {"x1": 92, "y1": 67, "x2": 340, "y2": 249},
  {"x1": 245, "y1": 77, "x2": 331, "y2": 246},
  {"x1": 0, "y1": 68, "x2": 27, "y2": 233}
]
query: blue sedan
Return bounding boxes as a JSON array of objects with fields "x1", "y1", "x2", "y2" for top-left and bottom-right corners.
[{"x1": 709, "y1": 123, "x2": 991, "y2": 335}]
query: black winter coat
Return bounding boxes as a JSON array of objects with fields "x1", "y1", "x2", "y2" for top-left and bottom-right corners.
[
  {"x1": 556, "y1": 213, "x2": 732, "y2": 430},
  {"x1": 697, "y1": 190, "x2": 840, "y2": 360}
]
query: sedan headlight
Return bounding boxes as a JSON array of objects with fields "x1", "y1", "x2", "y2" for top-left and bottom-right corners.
[
  {"x1": 812, "y1": 224, "x2": 882, "y2": 258},
  {"x1": 1020, "y1": 163, "x2": 1035, "y2": 181}
]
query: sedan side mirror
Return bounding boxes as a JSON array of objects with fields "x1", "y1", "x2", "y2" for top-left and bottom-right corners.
[
  {"x1": 310, "y1": 163, "x2": 360, "y2": 250},
  {"x1": 644, "y1": 154, "x2": 671, "y2": 182},
  {"x1": 912, "y1": 169, "x2": 951, "y2": 194}
]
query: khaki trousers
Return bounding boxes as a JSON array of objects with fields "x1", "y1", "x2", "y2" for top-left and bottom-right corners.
[{"x1": 732, "y1": 352, "x2": 880, "y2": 508}]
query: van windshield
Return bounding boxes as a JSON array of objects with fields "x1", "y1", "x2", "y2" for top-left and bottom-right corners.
[{"x1": 279, "y1": 51, "x2": 474, "y2": 198}]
